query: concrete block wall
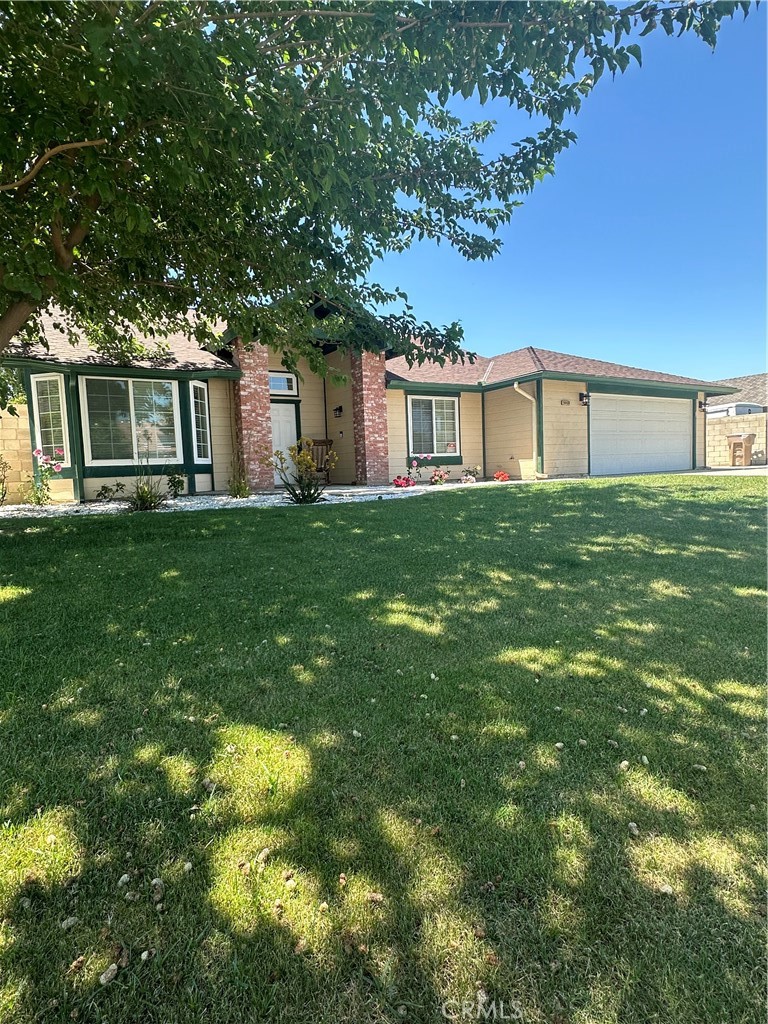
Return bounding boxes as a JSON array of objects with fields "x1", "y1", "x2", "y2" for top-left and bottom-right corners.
[{"x1": 706, "y1": 412, "x2": 767, "y2": 466}]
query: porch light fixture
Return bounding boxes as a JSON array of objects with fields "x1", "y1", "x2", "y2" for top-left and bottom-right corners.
[
  {"x1": 579, "y1": 392, "x2": 590, "y2": 407},
  {"x1": 698, "y1": 400, "x2": 706, "y2": 411},
  {"x1": 333, "y1": 405, "x2": 343, "y2": 418}
]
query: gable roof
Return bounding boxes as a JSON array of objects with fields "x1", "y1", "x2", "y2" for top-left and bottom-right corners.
[
  {"x1": 387, "y1": 344, "x2": 729, "y2": 392},
  {"x1": 4, "y1": 311, "x2": 238, "y2": 375},
  {"x1": 705, "y1": 372, "x2": 767, "y2": 408}
]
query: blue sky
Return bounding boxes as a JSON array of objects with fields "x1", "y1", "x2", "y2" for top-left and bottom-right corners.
[{"x1": 374, "y1": 9, "x2": 766, "y2": 381}]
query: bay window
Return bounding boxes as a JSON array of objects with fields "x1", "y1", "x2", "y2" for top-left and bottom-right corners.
[
  {"x1": 80, "y1": 376, "x2": 182, "y2": 465},
  {"x1": 408, "y1": 396, "x2": 460, "y2": 457}
]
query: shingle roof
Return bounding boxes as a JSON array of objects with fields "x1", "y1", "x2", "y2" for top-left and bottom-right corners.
[
  {"x1": 705, "y1": 373, "x2": 767, "y2": 408},
  {"x1": 5, "y1": 310, "x2": 237, "y2": 374},
  {"x1": 387, "y1": 344, "x2": 726, "y2": 391}
]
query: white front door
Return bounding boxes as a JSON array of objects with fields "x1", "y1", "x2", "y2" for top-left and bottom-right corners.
[
  {"x1": 270, "y1": 402, "x2": 298, "y2": 485},
  {"x1": 590, "y1": 394, "x2": 692, "y2": 475}
]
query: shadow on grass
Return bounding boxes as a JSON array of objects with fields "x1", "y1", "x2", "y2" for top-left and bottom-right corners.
[{"x1": 0, "y1": 477, "x2": 765, "y2": 1023}]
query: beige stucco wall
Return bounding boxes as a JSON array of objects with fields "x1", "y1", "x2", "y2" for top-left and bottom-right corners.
[
  {"x1": 705, "y1": 411, "x2": 767, "y2": 466},
  {"x1": 484, "y1": 384, "x2": 535, "y2": 478},
  {"x1": 386, "y1": 389, "x2": 483, "y2": 482},
  {"x1": 323, "y1": 351, "x2": 356, "y2": 484},
  {"x1": 0, "y1": 405, "x2": 75, "y2": 504},
  {"x1": 542, "y1": 379, "x2": 589, "y2": 477},
  {"x1": 695, "y1": 392, "x2": 706, "y2": 467}
]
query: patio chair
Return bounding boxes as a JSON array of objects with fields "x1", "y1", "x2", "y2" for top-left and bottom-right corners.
[{"x1": 309, "y1": 438, "x2": 334, "y2": 484}]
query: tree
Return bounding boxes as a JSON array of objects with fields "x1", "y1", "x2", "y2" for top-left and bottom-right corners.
[{"x1": 0, "y1": 1, "x2": 751, "y2": 373}]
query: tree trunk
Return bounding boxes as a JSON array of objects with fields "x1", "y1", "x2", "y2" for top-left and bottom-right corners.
[{"x1": 0, "y1": 299, "x2": 40, "y2": 357}]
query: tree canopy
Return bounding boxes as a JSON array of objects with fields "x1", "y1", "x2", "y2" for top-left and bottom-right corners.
[{"x1": 0, "y1": 0, "x2": 751, "y2": 372}]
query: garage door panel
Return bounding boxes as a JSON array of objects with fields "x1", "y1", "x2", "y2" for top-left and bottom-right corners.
[{"x1": 590, "y1": 394, "x2": 692, "y2": 475}]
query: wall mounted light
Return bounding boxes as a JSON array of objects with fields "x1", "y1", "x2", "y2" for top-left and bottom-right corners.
[
  {"x1": 579, "y1": 392, "x2": 590, "y2": 407},
  {"x1": 333, "y1": 405, "x2": 343, "y2": 418},
  {"x1": 698, "y1": 400, "x2": 706, "y2": 412}
]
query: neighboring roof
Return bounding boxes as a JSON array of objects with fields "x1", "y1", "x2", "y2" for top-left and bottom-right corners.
[
  {"x1": 4, "y1": 310, "x2": 238, "y2": 375},
  {"x1": 705, "y1": 373, "x2": 767, "y2": 408},
  {"x1": 386, "y1": 344, "x2": 730, "y2": 392}
]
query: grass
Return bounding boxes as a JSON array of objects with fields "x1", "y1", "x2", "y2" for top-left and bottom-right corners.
[{"x1": 0, "y1": 474, "x2": 765, "y2": 1024}]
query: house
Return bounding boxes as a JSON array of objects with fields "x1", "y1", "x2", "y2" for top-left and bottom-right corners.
[
  {"x1": 1, "y1": 311, "x2": 735, "y2": 502},
  {"x1": 704, "y1": 372, "x2": 767, "y2": 467},
  {"x1": 705, "y1": 373, "x2": 767, "y2": 417}
]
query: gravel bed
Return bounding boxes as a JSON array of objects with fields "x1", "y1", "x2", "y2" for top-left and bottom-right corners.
[{"x1": 0, "y1": 486, "x2": 427, "y2": 519}]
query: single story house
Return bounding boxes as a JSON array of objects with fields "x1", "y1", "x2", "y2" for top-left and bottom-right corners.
[
  {"x1": 705, "y1": 373, "x2": 767, "y2": 417},
  {"x1": 2, "y1": 312, "x2": 735, "y2": 500}
]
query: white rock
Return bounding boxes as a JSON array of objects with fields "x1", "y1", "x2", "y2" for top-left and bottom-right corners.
[
  {"x1": 555, "y1": 742, "x2": 565, "y2": 751},
  {"x1": 619, "y1": 760, "x2": 630, "y2": 771},
  {"x1": 628, "y1": 822, "x2": 640, "y2": 837},
  {"x1": 693, "y1": 764, "x2": 707, "y2": 772},
  {"x1": 554, "y1": 706, "x2": 562, "y2": 712},
  {"x1": 659, "y1": 884, "x2": 674, "y2": 895},
  {"x1": 641, "y1": 755, "x2": 649, "y2": 766},
  {"x1": 256, "y1": 847, "x2": 270, "y2": 864},
  {"x1": 60, "y1": 916, "x2": 79, "y2": 931},
  {"x1": 518, "y1": 760, "x2": 526, "y2": 770},
  {"x1": 578, "y1": 739, "x2": 587, "y2": 747},
  {"x1": 100, "y1": 963, "x2": 118, "y2": 986},
  {"x1": 639, "y1": 708, "x2": 648, "y2": 716},
  {"x1": 450, "y1": 734, "x2": 459, "y2": 742},
  {"x1": 183, "y1": 862, "x2": 193, "y2": 874},
  {"x1": 117, "y1": 873, "x2": 131, "y2": 888},
  {"x1": 124, "y1": 891, "x2": 140, "y2": 902},
  {"x1": 140, "y1": 949, "x2": 155, "y2": 962},
  {"x1": 352, "y1": 729, "x2": 362, "y2": 739},
  {"x1": 607, "y1": 739, "x2": 619, "y2": 749}
]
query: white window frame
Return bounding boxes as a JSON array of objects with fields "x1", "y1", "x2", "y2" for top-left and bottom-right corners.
[
  {"x1": 407, "y1": 395, "x2": 460, "y2": 458},
  {"x1": 79, "y1": 375, "x2": 183, "y2": 466},
  {"x1": 268, "y1": 371, "x2": 298, "y2": 397},
  {"x1": 189, "y1": 380, "x2": 212, "y2": 464},
  {"x1": 30, "y1": 372, "x2": 70, "y2": 467}
]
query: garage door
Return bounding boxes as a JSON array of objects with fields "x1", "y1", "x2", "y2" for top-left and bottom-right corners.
[{"x1": 590, "y1": 394, "x2": 692, "y2": 476}]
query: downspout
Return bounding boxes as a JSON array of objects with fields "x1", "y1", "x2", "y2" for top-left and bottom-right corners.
[{"x1": 513, "y1": 381, "x2": 538, "y2": 478}]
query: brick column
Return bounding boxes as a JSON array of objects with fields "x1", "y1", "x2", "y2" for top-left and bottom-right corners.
[
  {"x1": 351, "y1": 350, "x2": 390, "y2": 485},
  {"x1": 233, "y1": 341, "x2": 275, "y2": 490}
]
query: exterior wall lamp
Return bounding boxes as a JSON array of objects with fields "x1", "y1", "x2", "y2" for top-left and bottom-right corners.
[
  {"x1": 333, "y1": 405, "x2": 343, "y2": 418},
  {"x1": 579, "y1": 392, "x2": 590, "y2": 407}
]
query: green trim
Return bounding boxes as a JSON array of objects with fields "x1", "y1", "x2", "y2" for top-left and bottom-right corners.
[
  {"x1": 481, "y1": 390, "x2": 487, "y2": 479},
  {"x1": 535, "y1": 379, "x2": 544, "y2": 475},
  {"x1": 82, "y1": 463, "x2": 187, "y2": 479},
  {"x1": 270, "y1": 397, "x2": 301, "y2": 439},
  {"x1": 391, "y1": 371, "x2": 734, "y2": 398},
  {"x1": 389, "y1": 379, "x2": 482, "y2": 395},
  {"x1": 3, "y1": 358, "x2": 241, "y2": 381},
  {"x1": 65, "y1": 373, "x2": 83, "y2": 501},
  {"x1": 587, "y1": 381, "x2": 698, "y2": 400},
  {"x1": 177, "y1": 381, "x2": 197, "y2": 495}
]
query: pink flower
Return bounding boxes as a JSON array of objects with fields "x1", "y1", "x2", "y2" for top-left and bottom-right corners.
[
  {"x1": 53, "y1": 463, "x2": 62, "y2": 473},
  {"x1": 54, "y1": 448, "x2": 65, "y2": 456},
  {"x1": 33, "y1": 448, "x2": 42, "y2": 457},
  {"x1": 411, "y1": 460, "x2": 417, "y2": 468},
  {"x1": 426, "y1": 455, "x2": 432, "y2": 460}
]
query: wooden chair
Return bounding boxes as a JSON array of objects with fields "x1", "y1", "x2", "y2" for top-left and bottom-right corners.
[{"x1": 309, "y1": 438, "x2": 334, "y2": 484}]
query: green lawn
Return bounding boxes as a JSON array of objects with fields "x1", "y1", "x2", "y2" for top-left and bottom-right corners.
[{"x1": 0, "y1": 476, "x2": 765, "y2": 1024}]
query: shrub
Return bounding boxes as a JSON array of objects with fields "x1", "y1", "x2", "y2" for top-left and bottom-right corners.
[
  {"x1": 127, "y1": 460, "x2": 166, "y2": 512},
  {"x1": 228, "y1": 450, "x2": 250, "y2": 498},
  {"x1": 493, "y1": 470, "x2": 510, "y2": 482},
  {"x1": 166, "y1": 471, "x2": 186, "y2": 499},
  {"x1": 430, "y1": 467, "x2": 450, "y2": 486},
  {"x1": 393, "y1": 475, "x2": 417, "y2": 488},
  {"x1": 0, "y1": 454, "x2": 10, "y2": 506},
  {"x1": 23, "y1": 449, "x2": 64, "y2": 505},
  {"x1": 94, "y1": 481, "x2": 126, "y2": 502},
  {"x1": 261, "y1": 436, "x2": 338, "y2": 504}
]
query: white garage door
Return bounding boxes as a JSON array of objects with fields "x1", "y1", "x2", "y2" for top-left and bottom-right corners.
[{"x1": 590, "y1": 394, "x2": 692, "y2": 476}]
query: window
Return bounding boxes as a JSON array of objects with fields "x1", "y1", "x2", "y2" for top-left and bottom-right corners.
[
  {"x1": 31, "y1": 374, "x2": 69, "y2": 464},
  {"x1": 269, "y1": 372, "x2": 297, "y2": 396},
  {"x1": 80, "y1": 377, "x2": 182, "y2": 465},
  {"x1": 408, "y1": 396, "x2": 459, "y2": 456},
  {"x1": 190, "y1": 381, "x2": 211, "y2": 463}
]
